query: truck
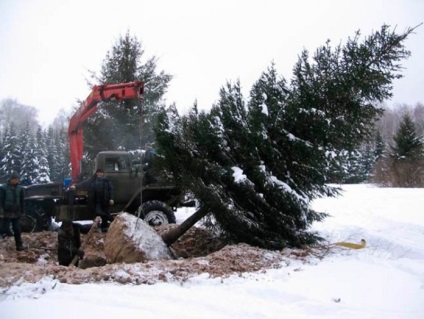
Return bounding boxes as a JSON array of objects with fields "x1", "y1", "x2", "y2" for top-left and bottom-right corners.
[{"x1": 21, "y1": 81, "x2": 189, "y2": 232}]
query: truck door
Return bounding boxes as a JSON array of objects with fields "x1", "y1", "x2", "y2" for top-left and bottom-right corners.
[{"x1": 103, "y1": 155, "x2": 140, "y2": 205}]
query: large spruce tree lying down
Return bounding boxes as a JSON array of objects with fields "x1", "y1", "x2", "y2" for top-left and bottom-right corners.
[{"x1": 155, "y1": 25, "x2": 419, "y2": 249}]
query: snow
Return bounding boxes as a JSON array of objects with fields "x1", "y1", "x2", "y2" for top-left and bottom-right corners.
[
  {"x1": 232, "y1": 166, "x2": 247, "y2": 183},
  {"x1": 2, "y1": 184, "x2": 424, "y2": 318},
  {"x1": 118, "y1": 212, "x2": 173, "y2": 261}
]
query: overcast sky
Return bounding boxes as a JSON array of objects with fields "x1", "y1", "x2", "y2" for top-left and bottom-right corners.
[{"x1": 0, "y1": 0, "x2": 423, "y2": 126}]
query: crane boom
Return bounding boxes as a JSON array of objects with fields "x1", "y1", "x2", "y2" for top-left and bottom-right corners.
[{"x1": 68, "y1": 81, "x2": 144, "y2": 181}]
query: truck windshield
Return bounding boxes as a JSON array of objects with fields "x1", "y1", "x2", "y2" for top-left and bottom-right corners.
[{"x1": 105, "y1": 156, "x2": 130, "y2": 172}]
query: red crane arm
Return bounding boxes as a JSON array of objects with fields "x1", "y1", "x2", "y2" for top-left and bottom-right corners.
[{"x1": 68, "y1": 81, "x2": 144, "y2": 181}]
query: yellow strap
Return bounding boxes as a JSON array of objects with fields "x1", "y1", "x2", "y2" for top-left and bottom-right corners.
[{"x1": 334, "y1": 239, "x2": 366, "y2": 249}]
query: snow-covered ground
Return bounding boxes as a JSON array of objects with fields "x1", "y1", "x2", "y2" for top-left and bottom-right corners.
[{"x1": 2, "y1": 184, "x2": 424, "y2": 318}]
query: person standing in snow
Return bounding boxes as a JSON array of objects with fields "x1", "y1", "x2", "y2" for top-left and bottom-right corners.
[
  {"x1": 0, "y1": 172, "x2": 28, "y2": 251},
  {"x1": 57, "y1": 218, "x2": 84, "y2": 266}
]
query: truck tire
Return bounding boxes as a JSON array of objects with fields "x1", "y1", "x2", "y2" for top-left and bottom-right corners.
[
  {"x1": 141, "y1": 200, "x2": 176, "y2": 226},
  {"x1": 19, "y1": 214, "x2": 37, "y2": 233},
  {"x1": 22, "y1": 201, "x2": 52, "y2": 232}
]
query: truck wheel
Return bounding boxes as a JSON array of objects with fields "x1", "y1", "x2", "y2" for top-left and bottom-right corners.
[
  {"x1": 24, "y1": 202, "x2": 52, "y2": 232},
  {"x1": 19, "y1": 214, "x2": 37, "y2": 233},
  {"x1": 141, "y1": 200, "x2": 176, "y2": 226}
]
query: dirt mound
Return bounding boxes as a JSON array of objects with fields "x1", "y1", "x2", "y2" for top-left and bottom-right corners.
[{"x1": 0, "y1": 226, "x2": 321, "y2": 287}]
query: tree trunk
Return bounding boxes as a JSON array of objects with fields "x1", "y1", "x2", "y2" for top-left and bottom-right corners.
[{"x1": 161, "y1": 207, "x2": 208, "y2": 246}]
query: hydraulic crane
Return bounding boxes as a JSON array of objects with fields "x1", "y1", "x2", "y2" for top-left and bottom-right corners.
[{"x1": 68, "y1": 81, "x2": 144, "y2": 181}]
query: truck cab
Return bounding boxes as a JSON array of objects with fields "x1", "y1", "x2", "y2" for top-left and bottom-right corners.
[{"x1": 94, "y1": 151, "x2": 142, "y2": 206}]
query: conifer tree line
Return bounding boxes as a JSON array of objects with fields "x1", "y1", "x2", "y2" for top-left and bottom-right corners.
[
  {"x1": 327, "y1": 102, "x2": 424, "y2": 186},
  {"x1": 0, "y1": 99, "x2": 70, "y2": 184},
  {"x1": 372, "y1": 104, "x2": 424, "y2": 187},
  {"x1": 2, "y1": 99, "x2": 421, "y2": 187}
]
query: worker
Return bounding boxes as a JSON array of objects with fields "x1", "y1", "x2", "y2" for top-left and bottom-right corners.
[
  {"x1": 142, "y1": 143, "x2": 158, "y2": 184},
  {"x1": 0, "y1": 172, "x2": 28, "y2": 251},
  {"x1": 76, "y1": 168, "x2": 114, "y2": 232},
  {"x1": 57, "y1": 219, "x2": 84, "y2": 266},
  {"x1": 92, "y1": 168, "x2": 114, "y2": 231}
]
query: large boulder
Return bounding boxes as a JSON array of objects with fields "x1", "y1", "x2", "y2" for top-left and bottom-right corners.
[{"x1": 104, "y1": 212, "x2": 175, "y2": 264}]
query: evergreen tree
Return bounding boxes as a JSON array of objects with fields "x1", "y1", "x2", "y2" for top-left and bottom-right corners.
[
  {"x1": 83, "y1": 31, "x2": 172, "y2": 162},
  {"x1": 34, "y1": 127, "x2": 50, "y2": 183},
  {"x1": 374, "y1": 130, "x2": 385, "y2": 160},
  {"x1": 48, "y1": 111, "x2": 71, "y2": 181},
  {"x1": 389, "y1": 113, "x2": 424, "y2": 187},
  {"x1": 0, "y1": 129, "x2": 3, "y2": 166},
  {"x1": 0, "y1": 122, "x2": 21, "y2": 182},
  {"x1": 156, "y1": 25, "x2": 415, "y2": 249},
  {"x1": 326, "y1": 150, "x2": 349, "y2": 183},
  {"x1": 46, "y1": 126, "x2": 56, "y2": 180},
  {"x1": 391, "y1": 113, "x2": 423, "y2": 160},
  {"x1": 359, "y1": 143, "x2": 376, "y2": 182},
  {"x1": 58, "y1": 128, "x2": 71, "y2": 180},
  {"x1": 370, "y1": 130, "x2": 389, "y2": 185},
  {"x1": 342, "y1": 150, "x2": 364, "y2": 183},
  {"x1": 45, "y1": 126, "x2": 66, "y2": 182},
  {"x1": 20, "y1": 122, "x2": 39, "y2": 184}
]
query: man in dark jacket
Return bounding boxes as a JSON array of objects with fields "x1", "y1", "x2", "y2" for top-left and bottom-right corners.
[
  {"x1": 0, "y1": 172, "x2": 27, "y2": 251},
  {"x1": 142, "y1": 143, "x2": 158, "y2": 185},
  {"x1": 57, "y1": 218, "x2": 84, "y2": 266},
  {"x1": 77, "y1": 169, "x2": 114, "y2": 231}
]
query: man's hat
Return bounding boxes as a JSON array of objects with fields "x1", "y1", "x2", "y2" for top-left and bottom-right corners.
[
  {"x1": 95, "y1": 168, "x2": 104, "y2": 173},
  {"x1": 9, "y1": 171, "x2": 20, "y2": 180}
]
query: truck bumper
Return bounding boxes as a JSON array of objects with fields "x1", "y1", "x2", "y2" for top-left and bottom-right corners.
[{"x1": 55, "y1": 205, "x2": 94, "y2": 222}]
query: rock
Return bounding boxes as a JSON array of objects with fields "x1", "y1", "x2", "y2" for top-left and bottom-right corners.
[{"x1": 104, "y1": 212, "x2": 175, "y2": 264}]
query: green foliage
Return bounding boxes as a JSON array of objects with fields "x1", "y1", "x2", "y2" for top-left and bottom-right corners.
[
  {"x1": 0, "y1": 100, "x2": 68, "y2": 184},
  {"x1": 20, "y1": 122, "x2": 39, "y2": 184},
  {"x1": 374, "y1": 130, "x2": 385, "y2": 160},
  {"x1": 84, "y1": 31, "x2": 172, "y2": 162},
  {"x1": 46, "y1": 127, "x2": 59, "y2": 181},
  {"x1": 155, "y1": 25, "x2": 415, "y2": 249},
  {"x1": 391, "y1": 113, "x2": 423, "y2": 160},
  {"x1": 34, "y1": 127, "x2": 50, "y2": 183},
  {"x1": 373, "y1": 112, "x2": 424, "y2": 187},
  {"x1": 0, "y1": 123, "x2": 21, "y2": 180},
  {"x1": 359, "y1": 143, "x2": 377, "y2": 182},
  {"x1": 387, "y1": 113, "x2": 424, "y2": 187}
]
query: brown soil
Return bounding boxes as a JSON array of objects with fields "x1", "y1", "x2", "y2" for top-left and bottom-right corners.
[{"x1": 0, "y1": 226, "x2": 323, "y2": 287}]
